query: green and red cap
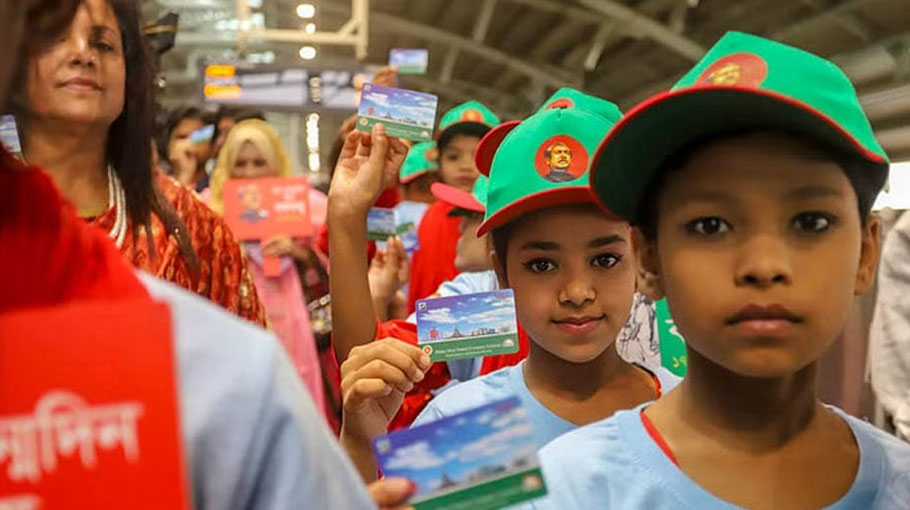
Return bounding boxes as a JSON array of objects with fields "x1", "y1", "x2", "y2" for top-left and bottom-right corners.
[
  {"x1": 476, "y1": 88, "x2": 622, "y2": 236},
  {"x1": 431, "y1": 175, "x2": 488, "y2": 214},
  {"x1": 589, "y1": 31, "x2": 890, "y2": 223},
  {"x1": 399, "y1": 142, "x2": 439, "y2": 184},
  {"x1": 436, "y1": 100, "x2": 500, "y2": 141}
]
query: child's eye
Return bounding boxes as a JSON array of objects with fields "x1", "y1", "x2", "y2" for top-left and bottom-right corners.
[
  {"x1": 792, "y1": 212, "x2": 835, "y2": 233},
  {"x1": 524, "y1": 259, "x2": 556, "y2": 274},
  {"x1": 685, "y1": 217, "x2": 731, "y2": 236},
  {"x1": 592, "y1": 253, "x2": 621, "y2": 268}
]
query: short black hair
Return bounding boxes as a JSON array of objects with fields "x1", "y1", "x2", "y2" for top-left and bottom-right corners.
[
  {"x1": 490, "y1": 223, "x2": 514, "y2": 275},
  {"x1": 636, "y1": 131, "x2": 886, "y2": 241},
  {"x1": 438, "y1": 122, "x2": 491, "y2": 152},
  {"x1": 214, "y1": 106, "x2": 266, "y2": 138}
]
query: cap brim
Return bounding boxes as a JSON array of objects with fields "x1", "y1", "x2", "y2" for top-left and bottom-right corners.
[
  {"x1": 431, "y1": 182, "x2": 484, "y2": 213},
  {"x1": 590, "y1": 86, "x2": 889, "y2": 223},
  {"x1": 476, "y1": 186, "x2": 597, "y2": 236},
  {"x1": 400, "y1": 169, "x2": 434, "y2": 184},
  {"x1": 475, "y1": 120, "x2": 521, "y2": 177}
]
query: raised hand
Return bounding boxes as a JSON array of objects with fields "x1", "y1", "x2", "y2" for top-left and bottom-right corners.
[{"x1": 328, "y1": 123, "x2": 409, "y2": 217}]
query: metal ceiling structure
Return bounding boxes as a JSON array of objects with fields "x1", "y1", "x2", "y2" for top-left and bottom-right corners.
[{"x1": 146, "y1": 0, "x2": 910, "y2": 160}]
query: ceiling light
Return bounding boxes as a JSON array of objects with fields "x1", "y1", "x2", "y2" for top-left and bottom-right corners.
[
  {"x1": 296, "y1": 3, "x2": 316, "y2": 19},
  {"x1": 299, "y1": 45, "x2": 317, "y2": 60},
  {"x1": 305, "y1": 23, "x2": 317, "y2": 34}
]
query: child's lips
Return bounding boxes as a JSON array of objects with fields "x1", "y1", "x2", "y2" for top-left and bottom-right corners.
[
  {"x1": 726, "y1": 304, "x2": 802, "y2": 337},
  {"x1": 552, "y1": 315, "x2": 604, "y2": 335}
]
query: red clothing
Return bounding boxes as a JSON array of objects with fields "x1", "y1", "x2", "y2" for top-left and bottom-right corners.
[
  {"x1": 0, "y1": 151, "x2": 148, "y2": 310},
  {"x1": 407, "y1": 201, "x2": 461, "y2": 312},
  {"x1": 317, "y1": 186, "x2": 400, "y2": 258},
  {"x1": 92, "y1": 173, "x2": 267, "y2": 326},
  {"x1": 377, "y1": 318, "x2": 531, "y2": 430}
]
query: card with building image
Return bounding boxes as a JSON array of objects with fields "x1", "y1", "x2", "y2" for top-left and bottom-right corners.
[
  {"x1": 416, "y1": 290, "x2": 519, "y2": 362},
  {"x1": 0, "y1": 115, "x2": 23, "y2": 160},
  {"x1": 372, "y1": 397, "x2": 547, "y2": 510},
  {"x1": 356, "y1": 83, "x2": 437, "y2": 142},
  {"x1": 367, "y1": 207, "x2": 398, "y2": 241},
  {"x1": 389, "y1": 48, "x2": 429, "y2": 75}
]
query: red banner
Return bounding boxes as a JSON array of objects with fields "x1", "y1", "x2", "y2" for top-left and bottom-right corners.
[{"x1": 0, "y1": 301, "x2": 189, "y2": 510}]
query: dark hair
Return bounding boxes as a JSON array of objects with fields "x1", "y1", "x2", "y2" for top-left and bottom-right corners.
[
  {"x1": 162, "y1": 105, "x2": 211, "y2": 156},
  {"x1": 636, "y1": 131, "x2": 885, "y2": 241},
  {"x1": 15, "y1": 0, "x2": 198, "y2": 273},
  {"x1": 438, "y1": 122, "x2": 491, "y2": 152},
  {"x1": 215, "y1": 105, "x2": 265, "y2": 131},
  {"x1": 490, "y1": 223, "x2": 514, "y2": 277}
]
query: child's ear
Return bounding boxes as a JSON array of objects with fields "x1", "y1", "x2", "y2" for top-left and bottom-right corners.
[
  {"x1": 633, "y1": 228, "x2": 664, "y2": 301},
  {"x1": 491, "y1": 249, "x2": 509, "y2": 289},
  {"x1": 854, "y1": 213, "x2": 881, "y2": 295}
]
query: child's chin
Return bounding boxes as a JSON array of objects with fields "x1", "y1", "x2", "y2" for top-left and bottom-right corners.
[{"x1": 721, "y1": 349, "x2": 815, "y2": 379}]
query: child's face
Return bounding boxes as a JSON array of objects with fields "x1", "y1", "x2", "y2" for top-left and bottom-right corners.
[
  {"x1": 498, "y1": 204, "x2": 636, "y2": 363},
  {"x1": 640, "y1": 132, "x2": 880, "y2": 378},
  {"x1": 439, "y1": 134, "x2": 481, "y2": 192},
  {"x1": 455, "y1": 214, "x2": 490, "y2": 272}
]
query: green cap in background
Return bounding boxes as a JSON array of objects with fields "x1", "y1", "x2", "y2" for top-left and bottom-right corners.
[
  {"x1": 590, "y1": 31, "x2": 890, "y2": 223},
  {"x1": 476, "y1": 88, "x2": 622, "y2": 236},
  {"x1": 437, "y1": 100, "x2": 500, "y2": 140},
  {"x1": 400, "y1": 142, "x2": 439, "y2": 184}
]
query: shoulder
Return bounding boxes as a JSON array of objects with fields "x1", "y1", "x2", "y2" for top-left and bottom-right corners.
[
  {"x1": 140, "y1": 274, "x2": 374, "y2": 509},
  {"x1": 415, "y1": 365, "x2": 519, "y2": 423},
  {"x1": 534, "y1": 408, "x2": 645, "y2": 509},
  {"x1": 838, "y1": 410, "x2": 910, "y2": 495}
]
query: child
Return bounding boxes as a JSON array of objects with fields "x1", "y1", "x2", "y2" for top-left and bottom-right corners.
[
  {"x1": 398, "y1": 141, "x2": 439, "y2": 205},
  {"x1": 530, "y1": 32, "x2": 910, "y2": 510},
  {"x1": 338, "y1": 89, "x2": 681, "y2": 479},
  {"x1": 406, "y1": 101, "x2": 501, "y2": 311}
]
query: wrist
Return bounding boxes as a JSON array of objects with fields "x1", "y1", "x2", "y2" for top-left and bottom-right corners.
[{"x1": 328, "y1": 200, "x2": 369, "y2": 226}]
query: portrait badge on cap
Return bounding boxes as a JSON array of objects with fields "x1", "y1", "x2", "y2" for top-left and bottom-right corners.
[
  {"x1": 534, "y1": 135, "x2": 589, "y2": 183},
  {"x1": 697, "y1": 53, "x2": 769, "y2": 88}
]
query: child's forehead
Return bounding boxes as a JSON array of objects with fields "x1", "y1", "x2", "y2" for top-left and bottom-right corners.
[{"x1": 509, "y1": 204, "x2": 630, "y2": 240}]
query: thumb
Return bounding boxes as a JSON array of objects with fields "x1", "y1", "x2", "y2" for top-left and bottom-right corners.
[
  {"x1": 385, "y1": 237, "x2": 401, "y2": 269},
  {"x1": 368, "y1": 477, "x2": 416, "y2": 509}
]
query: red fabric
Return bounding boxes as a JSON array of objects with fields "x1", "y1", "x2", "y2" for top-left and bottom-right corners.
[
  {"x1": 407, "y1": 201, "x2": 461, "y2": 313},
  {"x1": 0, "y1": 151, "x2": 149, "y2": 311},
  {"x1": 92, "y1": 172, "x2": 267, "y2": 326},
  {"x1": 641, "y1": 410, "x2": 678, "y2": 466}
]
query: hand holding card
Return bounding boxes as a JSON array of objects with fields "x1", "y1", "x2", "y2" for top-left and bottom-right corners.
[
  {"x1": 340, "y1": 338, "x2": 432, "y2": 443},
  {"x1": 329, "y1": 124, "x2": 409, "y2": 217},
  {"x1": 372, "y1": 397, "x2": 548, "y2": 510}
]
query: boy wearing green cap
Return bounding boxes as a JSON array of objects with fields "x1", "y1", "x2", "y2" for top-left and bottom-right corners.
[
  {"x1": 338, "y1": 89, "x2": 680, "y2": 480},
  {"x1": 398, "y1": 141, "x2": 439, "y2": 205},
  {"x1": 529, "y1": 32, "x2": 910, "y2": 510},
  {"x1": 407, "y1": 101, "x2": 501, "y2": 312}
]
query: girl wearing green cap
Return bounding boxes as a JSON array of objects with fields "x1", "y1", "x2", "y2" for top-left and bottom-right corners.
[
  {"x1": 528, "y1": 32, "x2": 910, "y2": 510},
  {"x1": 336, "y1": 89, "x2": 680, "y2": 482}
]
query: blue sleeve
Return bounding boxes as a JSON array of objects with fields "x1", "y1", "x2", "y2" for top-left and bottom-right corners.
[{"x1": 245, "y1": 348, "x2": 375, "y2": 510}]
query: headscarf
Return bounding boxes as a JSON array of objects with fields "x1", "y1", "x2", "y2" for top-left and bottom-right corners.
[{"x1": 209, "y1": 119, "x2": 292, "y2": 215}]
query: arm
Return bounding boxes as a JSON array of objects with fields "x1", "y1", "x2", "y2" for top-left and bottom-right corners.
[{"x1": 328, "y1": 124, "x2": 408, "y2": 362}]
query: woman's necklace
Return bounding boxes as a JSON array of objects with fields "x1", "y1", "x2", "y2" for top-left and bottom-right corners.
[{"x1": 107, "y1": 165, "x2": 127, "y2": 249}]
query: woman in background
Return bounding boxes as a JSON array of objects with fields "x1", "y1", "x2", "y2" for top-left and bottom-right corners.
[
  {"x1": 11, "y1": 0, "x2": 266, "y2": 325},
  {"x1": 210, "y1": 119, "x2": 328, "y2": 420}
]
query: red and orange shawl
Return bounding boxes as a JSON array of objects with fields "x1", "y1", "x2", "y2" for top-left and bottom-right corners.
[{"x1": 92, "y1": 172, "x2": 267, "y2": 326}]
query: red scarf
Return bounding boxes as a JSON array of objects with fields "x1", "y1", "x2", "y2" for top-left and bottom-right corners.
[{"x1": 0, "y1": 149, "x2": 148, "y2": 311}]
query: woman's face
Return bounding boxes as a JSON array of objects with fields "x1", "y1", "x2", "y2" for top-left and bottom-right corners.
[
  {"x1": 25, "y1": 0, "x2": 125, "y2": 128},
  {"x1": 231, "y1": 141, "x2": 276, "y2": 179}
]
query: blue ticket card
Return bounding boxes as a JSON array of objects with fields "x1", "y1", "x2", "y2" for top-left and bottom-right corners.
[
  {"x1": 389, "y1": 48, "x2": 429, "y2": 75},
  {"x1": 0, "y1": 115, "x2": 23, "y2": 160},
  {"x1": 372, "y1": 397, "x2": 547, "y2": 510},
  {"x1": 190, "y1": 124, "x2": 215, "y2": 145},
  {"x1": 357, "y1": 83, "x2": 437, "y2": 142},
  {"x1": 416, "y1": 290, "x2": 520, "y2": 362},
  {"x1": 368, "y1": 207, "x2": 398, "y2": 241}
]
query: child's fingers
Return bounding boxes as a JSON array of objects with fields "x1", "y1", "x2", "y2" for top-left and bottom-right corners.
[
  {"x1": 368, "y1": 478, "x2": 416, "y2": 510},
  {"x1": 368, "y1": 123, "x2": 390, "y2": 169},
  {"x1": 350, "y1": 360, "x2": 414, "y2": 393},
  {"x1": 343, "y1": 340, "x2": 427, "y2": 382},
  {"x1": 342, "y1": 378, "x2": 394, "y2": 411},
  {"x1": 339, "y1": 129, "x2": 361, "y2": 162},
  {"x1": 381, "y1": 337, "x2": 432, "y2": 371}
]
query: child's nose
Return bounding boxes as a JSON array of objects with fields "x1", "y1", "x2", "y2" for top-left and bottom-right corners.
[
  {"x1": 559, "y1": 275, "x2": 596, "y2": 307},
  {"x1": 734, "y1": 234, "x2": 793, "y2": 288}
]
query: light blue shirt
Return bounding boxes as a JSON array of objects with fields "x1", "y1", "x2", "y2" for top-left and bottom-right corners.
[
  {"x1": 412, "y1": 361, "x2": 681, "y2": 451},
  {"x1": 141, "y1": 274, "x2": 374, "y2": 510},
  {"x1": 527, "y1": 403, "x2": 910, "y2": 510}
]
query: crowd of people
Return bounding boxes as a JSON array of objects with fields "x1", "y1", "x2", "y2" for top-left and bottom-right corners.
[{"x1": 2, "y1": 0, "x2": 910, "y2": 509}]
